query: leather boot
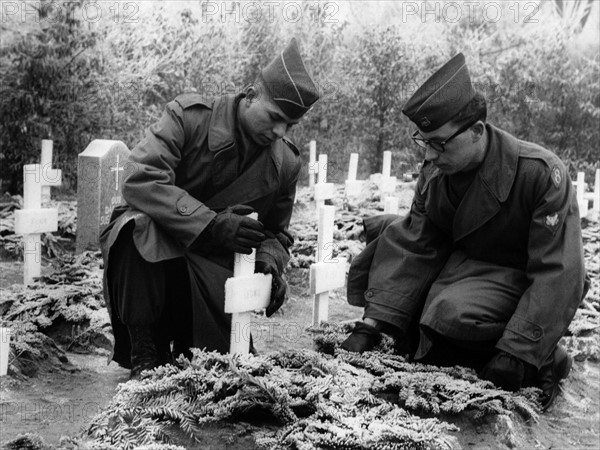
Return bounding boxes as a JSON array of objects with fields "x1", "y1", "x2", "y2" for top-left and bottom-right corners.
[
  {"x1": 340, "y1": 321, "x2": 382, "y2": 353},
  {"x1": 536, "y1": 345, "x2": 572, "y2": 411},
  {"x1": 128, "y1": 325, "x2": 162, "y2": 380}
]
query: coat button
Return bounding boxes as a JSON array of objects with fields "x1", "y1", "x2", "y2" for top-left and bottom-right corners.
[
  {"x1": 180, "y1": 205, "x2": 188, "y2": 213},
  {"x1": 366, "y1": 290, "x2": 374, "y2": 298},
  {"x1": 532, "y1": 329, "x2": 542, "y2": 339}
]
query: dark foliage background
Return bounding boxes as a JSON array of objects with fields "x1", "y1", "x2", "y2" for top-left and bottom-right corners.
[{"x1": 1, "y1": 0, "x2": 598, "y2": 193}]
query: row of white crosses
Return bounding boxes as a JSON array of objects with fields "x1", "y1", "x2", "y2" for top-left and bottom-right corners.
[{"x1": 574, "y1": 169, "x2": 600, "y2": 221}]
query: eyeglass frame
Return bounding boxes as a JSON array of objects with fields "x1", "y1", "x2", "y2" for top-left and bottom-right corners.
[{"x1": 411, "y1": 120, "x2": 477, "y2": 153}]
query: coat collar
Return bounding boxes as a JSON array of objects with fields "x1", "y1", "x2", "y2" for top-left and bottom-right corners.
[
  {"x1": 477, "y1": 124, "x2": 520, "y2": 202},
  {"x1": 452, "y1": 123, "x2": 520, "y2": 241},
  {"x1": 204, "y1": 94, "x2": 284, "y2": 208}
]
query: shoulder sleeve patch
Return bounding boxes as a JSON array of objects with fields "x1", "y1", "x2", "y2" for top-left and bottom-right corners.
[
  {"x1": 543, "y1": 211, "x2": 561, "y2": 234},
  {"x1": 174, "y1": 93, "x2": 211, "y2": 110},
  {"x1": 282, "y1": 137, "x2": 300, "y2": 156},
  {"x1": 551, "y1": 165, "x2": 562, "y2": 188}
]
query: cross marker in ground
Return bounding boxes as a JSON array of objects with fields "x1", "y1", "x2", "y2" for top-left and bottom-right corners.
[
  {"x1": 14, "y1": 163, "x2": 62, "y2": 285},
  {"x1": 224, "y1": 213, "x2": 272, "y2": 354},
  {"x1": 310, "y1": 205, "x2": 347, "y2": 326},
  {"x1": 345, "y1": 153, "x2": 363, "y2": 199}
]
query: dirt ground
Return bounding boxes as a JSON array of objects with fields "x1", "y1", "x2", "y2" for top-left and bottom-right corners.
[{"x1": 1, "y1": 259, "x2": 599, "y2": 449}]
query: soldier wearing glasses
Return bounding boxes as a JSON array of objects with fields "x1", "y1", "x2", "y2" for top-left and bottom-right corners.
[{"x1": 342, "y1": 53, "x2": 589, "y2": 410}]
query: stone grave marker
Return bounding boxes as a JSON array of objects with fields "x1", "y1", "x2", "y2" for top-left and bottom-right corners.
[{"x1": 76, "y1": 140, "x2": 131, "y2": 253}]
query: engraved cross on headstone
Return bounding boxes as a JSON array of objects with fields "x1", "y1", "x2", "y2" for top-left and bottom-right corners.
[{"x1": 110, "y1": 155, "x2": 125, "y2": 191}]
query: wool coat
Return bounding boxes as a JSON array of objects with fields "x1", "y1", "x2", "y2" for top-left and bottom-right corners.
[{"x1": 347, "y1": 124, "x2": 587, "y2": 369}]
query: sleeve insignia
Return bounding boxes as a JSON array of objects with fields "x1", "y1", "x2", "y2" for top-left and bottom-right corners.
[
  {"x1": 551, "y1": 166, "x2": 562, "y2": 188},
  {"x1": 544, "y1": 212, "x2": 560, "y2": 230}
]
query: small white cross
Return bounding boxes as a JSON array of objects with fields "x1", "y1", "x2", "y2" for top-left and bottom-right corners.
[{"x1": 110, "y1": 155, "x2": 125, "y2": 190}]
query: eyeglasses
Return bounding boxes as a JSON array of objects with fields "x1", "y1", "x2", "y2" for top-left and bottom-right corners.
[{"x1": 411, "y1": 121, "x2": 475, "y2": 153}]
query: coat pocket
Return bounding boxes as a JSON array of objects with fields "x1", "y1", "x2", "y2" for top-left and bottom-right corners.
[{"x1": 176, "y1": 194, "x2": 203, "y2": 216}]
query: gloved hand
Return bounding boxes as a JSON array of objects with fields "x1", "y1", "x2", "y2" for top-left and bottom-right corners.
[
  {"x1": 255, "y1": 261, "x2": 287, "y2": 317},
  {"x1": 340, "y1": 321, "x2": 382, "y2": 353},
  {"x1": 479, "y1": 351, "x2": 527, "y2": 391},
  {"x1": 198, "y1": 205, "x2": 265, "y2": 254}
]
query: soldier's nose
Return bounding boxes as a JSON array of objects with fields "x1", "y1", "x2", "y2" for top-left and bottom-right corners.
[{"x1": 424, "y1": 147, "x2": 439, "y2": 161}]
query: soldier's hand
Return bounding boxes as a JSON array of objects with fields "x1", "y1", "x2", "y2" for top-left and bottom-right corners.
[
  {"x1": 210, "y1": 205, "x2": 265, "y2": 254},
  {"x1": 479, "y1": 351, "x2": 526, "y2": 391},
  {"x1": 255, "y1": 261, "x2": 287, "y2": 317},
  {"x1": 340, "y1": 321, "x2": 382, "y2": 353}
]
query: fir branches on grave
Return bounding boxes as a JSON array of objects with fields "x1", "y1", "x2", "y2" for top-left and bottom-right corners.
[
  {"x1": 309, "y1": 322, "x2": 541, "y2": 422},
  {"x1": 1, "y1": 251, "x2": 110, "y2": 373},
  {"x1": 83, "y1": 349, "x2": 457, "y2": 449}
]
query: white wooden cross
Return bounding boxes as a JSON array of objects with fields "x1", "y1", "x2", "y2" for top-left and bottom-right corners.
[
  {"x1": 224, "y1": 213, "x2": 272, "y2": 354},
  {"x1": 110, "y1": 154, "x2": 125, "y2": 191},
  {"x1": 310, "y1": 205, "x2": 347, "y2": 326},
  {"x1": 0, "y1": 327, "x2": 10, "y2": 376},
  {"x1": 40, "y1": 140, "x2": 56, "y2": 206},
  {"x1": 383, "y1": 196, "x2": 400, "y2": 215},
  {"x1": 380, "y1": 150, "x2": 397, "y2": 194},
  {"x1": 345, "y1": 153, "x2": 363, "y2": 199},
  {"x1": 14, "y1": 164, "x2": 62, "y2": 285},
  {"x1": 314, "y1": 154, "x2": 336, "y2": 215},
  {"x1": 308, "y1": 140, "x2": 318, "y2": 189},
  {"x1": 573, "y1": 170, "x2": 600, "y2": 221}
]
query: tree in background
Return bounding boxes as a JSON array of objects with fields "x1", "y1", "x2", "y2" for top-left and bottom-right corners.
[
  {"x1": 0, "y1": 0, "x2": 104, "y2": 192},
  {"x1": 1, "y1": 1, "x2": 597, "y2": 192}
]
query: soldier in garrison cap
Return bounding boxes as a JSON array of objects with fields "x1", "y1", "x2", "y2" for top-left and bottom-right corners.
[
  {"x1": 100, "y1": 38, "x2": 319, "y2": 379},
  {"x1": 342, "y1": 53, "x2": 589, "y2": 410}
]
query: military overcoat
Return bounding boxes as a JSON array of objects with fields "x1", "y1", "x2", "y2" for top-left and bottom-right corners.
[
  {"x1": 347, "y1": 124, "x2": 587, "y2": 369},
  {"x1": 100, "y1": 93, "x2": 301, "y2": 364}
]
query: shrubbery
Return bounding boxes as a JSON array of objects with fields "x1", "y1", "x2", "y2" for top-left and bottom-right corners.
[{"x1": 1, "y1": 1, "x2": 598, "y2": 192}]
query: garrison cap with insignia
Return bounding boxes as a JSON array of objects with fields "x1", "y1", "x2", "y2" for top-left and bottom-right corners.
[
  {"x1": 260, "y1": 38, "x2": 320, "y2": 120},
  {"x1": 402, "y1": 53, "x2": 475, "y2": 132}
]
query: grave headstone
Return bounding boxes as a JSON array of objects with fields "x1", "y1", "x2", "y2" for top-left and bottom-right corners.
[{"x1": 76, "y1": 140, "x2": 131, "y2": 253}]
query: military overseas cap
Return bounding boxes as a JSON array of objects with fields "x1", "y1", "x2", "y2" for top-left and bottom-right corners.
[
  {"x1": 260, "y1": 38, "x2": 319, "y2": 120},
  {"x1": 402, "y1": 53, "x2": 475, "y2": 132}
]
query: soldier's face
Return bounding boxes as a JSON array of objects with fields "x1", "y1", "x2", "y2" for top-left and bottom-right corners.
[
  {"x1": 420, "y1": 121, "x2": 486, "y2": 174},
  {"x1": 240, "y1": 89, "x2": 299, "y2": 146}
]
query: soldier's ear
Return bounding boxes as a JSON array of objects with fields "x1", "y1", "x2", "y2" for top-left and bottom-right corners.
[
  {"x1": 471, "y1": 121, "x2": 485, "y2": 142},
  {"x1": 245, "y1": 85, "x2": 259, "y2": 103}
]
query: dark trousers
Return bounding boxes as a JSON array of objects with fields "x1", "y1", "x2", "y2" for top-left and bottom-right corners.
[{"x1": 107, "y1": 223, "x2": 193, "y2": 347}]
